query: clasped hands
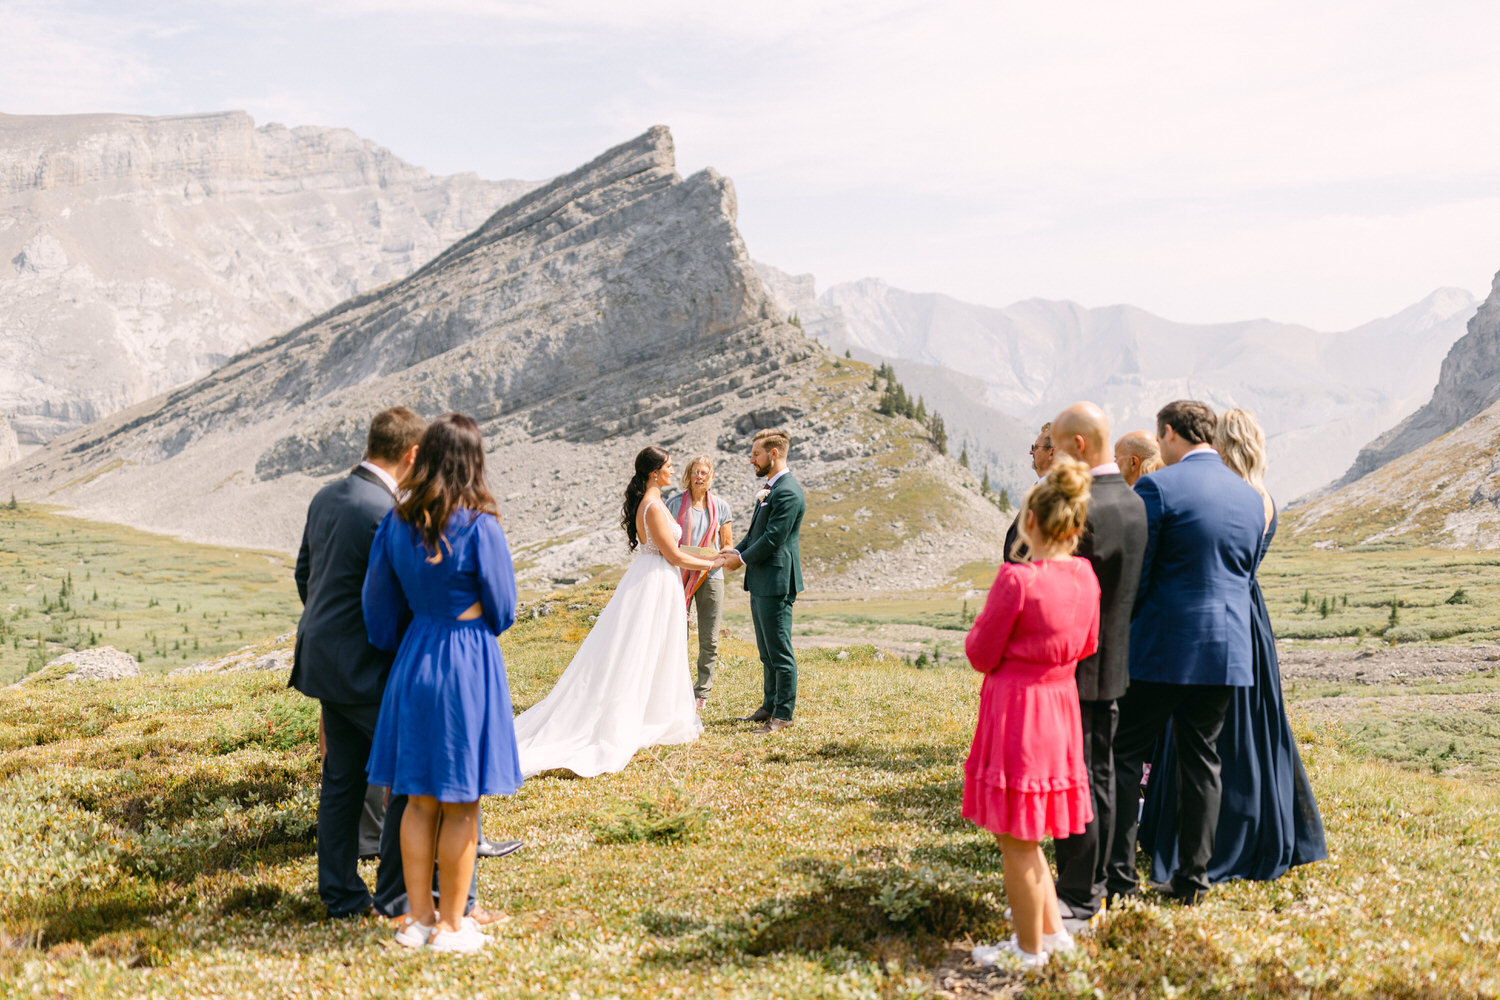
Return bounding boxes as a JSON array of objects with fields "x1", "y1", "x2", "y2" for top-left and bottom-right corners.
[{"x1": 709, "y1": 549, "x2": 743, "y2": 572}]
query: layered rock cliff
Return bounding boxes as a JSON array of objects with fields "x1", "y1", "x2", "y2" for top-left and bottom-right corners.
[
  {"x1": 1336, "y1": 269, "x2": 1500, "y2": 487},
  {"x1": 1, "y1": 128, "x2": 1008, "y2": 588},
  {"x1": 1286, "y1": 394, "x2": 1500, "y2": 549},
  {"x1": 0, "y1": 110, "x2": 533, "y2": 444}
]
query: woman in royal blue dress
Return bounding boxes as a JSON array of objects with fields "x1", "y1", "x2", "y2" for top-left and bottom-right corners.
[
  {"x1": 363, "y1": 412, "x2": 523, "y2": 954},
  {"x1": 1137, "y1": 408, "x2": 1327, "y2": 884}
]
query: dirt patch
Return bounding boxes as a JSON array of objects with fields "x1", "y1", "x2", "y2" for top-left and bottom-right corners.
[
  {"x1": 1278, "y1": 643, "x2": 1500, "y2": 682},
  {"x1": 1295, "y1": 691, "x2": 1500, "y2": 717}
]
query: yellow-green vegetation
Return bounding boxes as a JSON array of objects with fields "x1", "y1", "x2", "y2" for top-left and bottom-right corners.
[
  {"x1": 2, "y1": 585, "x2": 1498, "y2": 998},
  {"x1": 1259, "y1": 546, "x2": 1500, "y2": 645},
  {"x1": 0, "y1": 504, "x2": 301, "y2": 684},
  {"x1": 793, "y1": 359, "x2": 990, "y2": 576}
]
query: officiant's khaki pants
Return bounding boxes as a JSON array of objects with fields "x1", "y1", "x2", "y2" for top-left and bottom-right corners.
[{"x1": 690, "y1": 576, "x2": 724, "y2": 699}]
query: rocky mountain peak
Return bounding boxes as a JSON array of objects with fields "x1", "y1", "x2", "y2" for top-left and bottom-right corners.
[
  {"x1": 1336, "y1": 270, "x2": 1500, "y2": 487},
  {"x1": 0, "y1": 110, "x2": 534, "y2": 447}
]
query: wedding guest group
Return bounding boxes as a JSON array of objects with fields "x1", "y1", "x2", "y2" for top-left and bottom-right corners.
[
  {"x1": 290, "y1": 406, "x2": 426, "y2": 919},
  {"x1": 284, "y1": 394, "x2": 1318, "y2": 964},
  {"x1": 1135, "y1": 409, "x2": 1327, "y2": 884},
  {"x1": 967, "y1": 398, "x2": 1325, "y2": 970}
]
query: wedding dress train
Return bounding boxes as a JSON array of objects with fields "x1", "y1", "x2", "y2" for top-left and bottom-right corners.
[{"x1": 513, "y1": 501, "x2": 703, "y2": 777}]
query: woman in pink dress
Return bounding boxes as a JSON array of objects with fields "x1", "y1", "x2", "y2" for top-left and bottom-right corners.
[{"x1": 963, "y1": 457, "x2": 1099, "y2": 971}]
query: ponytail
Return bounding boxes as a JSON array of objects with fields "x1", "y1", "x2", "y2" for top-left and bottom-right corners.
[{"x1": 621, "y1": 446, "x2": 669, "y2": 551}]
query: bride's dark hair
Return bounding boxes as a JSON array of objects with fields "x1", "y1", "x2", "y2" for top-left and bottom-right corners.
[
  {"x1": 622, "y1": 446, "x2": 669, "y2": 551},
  {"x1": 396, "y1": 412, "x2": 498, "y2": 557}
]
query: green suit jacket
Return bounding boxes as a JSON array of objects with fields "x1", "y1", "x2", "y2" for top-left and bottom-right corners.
[{"x1": 735, "y1": 472, "x2": 805, "y2": 597}]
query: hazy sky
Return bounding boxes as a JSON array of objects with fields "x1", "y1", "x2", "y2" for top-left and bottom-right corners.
[{"x1": 5, "y1": 0, "x2": 1500, "y2": 329}]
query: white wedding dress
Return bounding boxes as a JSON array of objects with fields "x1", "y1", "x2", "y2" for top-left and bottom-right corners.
[{"x1": 513, "y1": 499, "x2": 703, "y2": 777}]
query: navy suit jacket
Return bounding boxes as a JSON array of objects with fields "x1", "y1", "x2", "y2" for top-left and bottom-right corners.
[
  {"x1": 289, "y1": 466, "x2": 398, "y2": 705},
  {"x1": 1128, "y1": 450, "x2": 1264, "y2": 688}
]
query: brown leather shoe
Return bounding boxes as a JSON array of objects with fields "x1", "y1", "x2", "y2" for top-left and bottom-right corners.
[
  {"x1": 738, "y1": 708, "x2": 772, "y2": 723},
  {"x1": 754, "y1": 717, "x2": 794, "y2": 734}
]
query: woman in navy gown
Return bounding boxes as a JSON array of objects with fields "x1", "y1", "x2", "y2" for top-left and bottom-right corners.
[
  {"x1": 364, "y1": 412, "x2": 523, "y2": 953},
  {"x1": 1137, "y1": 408, "x2": 1327, "y2": 884}
]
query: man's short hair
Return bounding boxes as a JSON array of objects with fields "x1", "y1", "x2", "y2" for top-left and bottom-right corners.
[
  {"x1": 753, "y1": 427, "x2": 791, "y2": 456},
  {"x1": 1039, "y1": 420, "x2": 1053, "y2": 448},
  {"x1": 366, "y1": 407, "x2": 426, "y2": 463},
  {"x1": 1156, "y1": 400, "x2": 1217, "y2": 446}
]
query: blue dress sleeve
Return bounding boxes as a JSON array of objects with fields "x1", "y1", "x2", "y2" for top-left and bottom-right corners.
[
  {"x1": 362, "y1": 510, "x2": 407, "y2": 651},
  {"x1": 476, "y1": 514, "x2": 517, "y2": 636}
]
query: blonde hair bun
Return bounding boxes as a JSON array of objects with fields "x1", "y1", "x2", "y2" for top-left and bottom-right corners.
[
  {"x1": 1023, "y1": 455, "x2": 1092, "y2": 554},
  {"x1": 1046, "y1": 456, "x2": 1092, "y2": 502}
]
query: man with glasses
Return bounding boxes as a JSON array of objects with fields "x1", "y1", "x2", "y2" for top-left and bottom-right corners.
[{"x1": 1004, "y1": 422, "x2": 1055, "y2": 563}]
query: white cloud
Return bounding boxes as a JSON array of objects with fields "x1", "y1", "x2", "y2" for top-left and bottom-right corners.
[
  {"x1": 4, "y1": 0, "x2": 1500, "y2": 327},
  {"x1": 0, "y1": 2, "x2": 162, "y2": 113}
]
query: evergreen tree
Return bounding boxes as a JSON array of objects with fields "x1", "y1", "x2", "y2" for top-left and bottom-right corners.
[
  {"x1": 915, "y1": 395, "x2": 928, "y2": 422},
  {"x1": 980, "y1": 468, "x2": 990, "y2": 494},
  {"x1": 959, "y1": 445, "x2": 970, "y2": 469},
  {"x1": 844, "y1": 348, "x2": 851, "y2": 358},
  {"x1": 6, "y1": 493, "x2": 16, "y2": 511},
  {"x1": 998, "y1": 487, "x2": 1012, "y2": 511},
  {"x1": 788, "y1": 312, "x2": 802, "y2": 329},
  {"x1": 929, "y1": 413, "x2": 947, "y2": 454}
]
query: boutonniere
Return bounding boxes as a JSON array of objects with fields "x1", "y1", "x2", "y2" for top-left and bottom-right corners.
[{"x1": 755, "y1": 487, "x2": 771, "y2": 506}]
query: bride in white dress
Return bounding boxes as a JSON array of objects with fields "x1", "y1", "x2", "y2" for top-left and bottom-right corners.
[{"x1": 514, "y1": 447, "x2": 715, "y2": 777}]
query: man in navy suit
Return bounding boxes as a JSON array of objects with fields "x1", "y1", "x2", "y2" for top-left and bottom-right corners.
[
  {"x1": 1105, "y1": 399, "x2": 1265, "y2": 905},
  {"x1": 292, "y1": 407, "x2": 428, "y2": 917}
]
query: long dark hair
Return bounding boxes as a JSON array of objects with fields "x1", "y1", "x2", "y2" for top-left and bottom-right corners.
[
  {"x1": 621, "y1": 446, "x2": 668, "y2": 552},
  {"x1": 396, "y1": 412, "x2": 498, "y2": 557}
]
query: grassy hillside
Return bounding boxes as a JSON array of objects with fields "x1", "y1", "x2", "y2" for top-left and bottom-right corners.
[
  {"x1": 0, "y1": 503, "x2": 301, "y2": 684},
  {"x1": 2, "y1": 585, "x2": 1498, "y2": 998}
]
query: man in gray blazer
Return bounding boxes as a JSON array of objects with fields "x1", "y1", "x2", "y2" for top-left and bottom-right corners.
[{"x1": 1050, "y1": 402, "x2": 1148, "y2": 926}]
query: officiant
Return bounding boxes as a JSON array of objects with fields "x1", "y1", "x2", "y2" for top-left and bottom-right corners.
[{"x1": 666, "y1": 455, "x2": 734, "y2": 711}]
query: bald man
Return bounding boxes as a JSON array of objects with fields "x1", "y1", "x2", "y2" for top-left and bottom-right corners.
[
  {"x1": 1114, "y1": 431, "x2": 1161, "y2": 487},
  {"x1": 1050, "y1": 402, "x2": 1148, "y2": 927}
]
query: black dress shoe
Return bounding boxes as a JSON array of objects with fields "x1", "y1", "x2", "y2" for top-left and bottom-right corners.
[
  {"x1": 737, "y1": 708, "x2": 772, "y2": 723},
  {"x1": 476, "y1": 836, "x2": 523, "y2": 859},
  {"x1": 1158, "y1": 881, "x2": 1207, "y2": 906}
]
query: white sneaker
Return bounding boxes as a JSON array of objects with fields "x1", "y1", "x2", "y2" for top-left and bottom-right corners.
[
  {"x1": 394, "y1": 918, "x2": 435, "y2": 948},
  {"x1": 971, "y1": 936, "x2": 1047, "y2": 971},
  {"x1": 428, "y1": 922, "x2": 489, "y2": 953},
  {"x1": 1043, "y1": 929, "x2": 1076, "y2": 954}
]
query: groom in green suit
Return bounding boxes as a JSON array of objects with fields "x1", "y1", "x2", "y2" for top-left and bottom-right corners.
[{"x1": 718, "y1": 427, "x2": 805, "y2": 734}]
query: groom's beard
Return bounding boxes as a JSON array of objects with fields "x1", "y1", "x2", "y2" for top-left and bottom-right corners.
[{"x1": 753, "y1": 461, "x2": 771, "y2": 477}]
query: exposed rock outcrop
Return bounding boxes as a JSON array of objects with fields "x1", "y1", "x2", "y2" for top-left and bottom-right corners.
[
  {"x1": 0, "y1": 110, "x2": 534, "y2": 444},
  {"x1": 1287, "y1": 393, "x2": 1500, "y2": 549},
  {"x1": 0, "y1": 415, "x2": 19, "y2": 468},
  {"x1": 28, "y1": 647, "x2": 142, "y2": 683},
  {"x1": 1, "y1": 128, "x2": 1009, "y2": 588},
  {"x1": 1336, "y1": 270, "x2": 1500, "y2": 488}
]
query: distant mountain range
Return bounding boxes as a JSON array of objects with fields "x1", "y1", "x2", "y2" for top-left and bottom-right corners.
[
  {"x1": 757, "y1": 266, "x2": 1476, "y2": 500},
  {"x1": 0, "y1": 110, "x2": 534, "y2": 447},
  {"x1": 0, "y1": 128, "x2": 1006, "y2": 589}
]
